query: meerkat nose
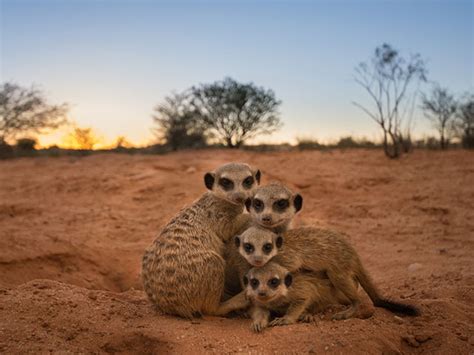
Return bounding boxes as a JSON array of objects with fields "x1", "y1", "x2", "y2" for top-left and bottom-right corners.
[
  {"x1": 262, "y1": 215, "x2": 272, "y2": 223},
  {"x1": 232, "y1": 192, "x2": 246, "y2": 203},
  {"x1": 258, "y1": 291, "x2": 267, "y2": 297}
]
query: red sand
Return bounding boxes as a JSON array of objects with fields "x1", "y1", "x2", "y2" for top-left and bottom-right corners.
[{"x1": 0, "y1": 149, "x2": 473, "y2": 353}]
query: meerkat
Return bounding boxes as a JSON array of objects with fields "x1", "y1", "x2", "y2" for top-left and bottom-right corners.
[
  {"x1": 234, "y1": 226, "x2": 419, "y2": 320},
  {"x1": 244, "y1": 262, "x2": 351, "y2": 332},
  {"x1": 223, "y1": 183, "x2": 303, "y2": 297},
  {"x1": 141, "y1": 163, "x2": 261, "y2": 318}
]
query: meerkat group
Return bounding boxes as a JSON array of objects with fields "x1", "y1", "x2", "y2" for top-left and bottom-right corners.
[{"x1": 142, "y1": 162, "x2": 418, "y2": 331}]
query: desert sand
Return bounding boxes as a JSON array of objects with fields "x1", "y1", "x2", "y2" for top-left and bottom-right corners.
[{"x1": 0, "y1": 149, "x2": 473, "y2": 354}]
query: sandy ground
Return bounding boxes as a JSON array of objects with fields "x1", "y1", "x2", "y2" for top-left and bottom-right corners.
[{"x1": 0, "y1": 149, "x2": 473, "y2": 354}]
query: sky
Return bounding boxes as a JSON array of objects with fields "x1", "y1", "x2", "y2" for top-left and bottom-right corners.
[{"x1": 1, "y1": 0, "x2": 473, "y2": 147}]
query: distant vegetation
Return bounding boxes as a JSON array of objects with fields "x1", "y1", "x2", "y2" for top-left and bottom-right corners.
[
  {"x1": 353, "y1": 43, "x2": 427, "y2": 159},
  {"x1": 1, "y1": 43, "x2": 473, "y2": 159},
  {"x1": 153, "y1": 77, "x2": 281, "y2": 150},
  {"x1": 0, "y1": 82, "x2": 68, "y2": 144}
]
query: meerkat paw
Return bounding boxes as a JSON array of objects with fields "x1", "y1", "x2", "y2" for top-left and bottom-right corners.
[
  {"x1": 269, "y1": 316, "x2": 295, "y2": 327},
  {"x1": 251, "y1": 320, "x2": 268, "y2": 333},
  {"x1": 298, "y1": 313, "x2": 318, "y2": 323},
  {"x1": 332, "y1": 307, "x2": 356, "y2": 320}
]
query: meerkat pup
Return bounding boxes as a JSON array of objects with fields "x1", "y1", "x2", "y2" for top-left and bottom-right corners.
[
  {"x1": 142, "y1": 163, "x2": 261, "y2": 318},
  {"x1": 244, "y1": 262, "x2": 351, "y2": 332},
  {"x1": 224, "y1": 183, "x2": 303, "y2": 297},
  {"x1": 235, "y1": 226, "x2": 419, "y2": 320}
]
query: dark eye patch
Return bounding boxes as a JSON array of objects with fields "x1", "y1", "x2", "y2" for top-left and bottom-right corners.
[
  {"x1": 218, "y1": 178, "x2": 234, "y2": 191},
  {"x1": 243, "y1": 243, "x2": 255, "y2": 254},
  {"x1": 262, "y1": 243, "x2": 273, "y2": 254},
  {"x1": 242, "y1": 176, "x2": 254, "y2": 189},
  {"x1": 252, "y1": 199, "x2": 264, "y2": 212},
  {"x1": 250, "y1": 278, "x2": 259, "y2": 289},
  {"x1": 273, "y1": 199, "x2": 289, "y2": 212},
  {"x1": 268, "y1": 278, "x2": 280, "y2": 289}
]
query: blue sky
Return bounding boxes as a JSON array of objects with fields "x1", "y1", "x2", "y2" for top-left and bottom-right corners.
[{"x1": 1, "y1": 0, "x2": 473, "y2": 146}]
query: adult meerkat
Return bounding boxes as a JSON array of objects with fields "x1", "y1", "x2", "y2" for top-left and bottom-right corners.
[
  {"x1": 244, "y1": 262, "x2": 351, "y2": 332},
  {"x1": 142, "y1": 163, "x2": 261, "y2": 318},
  {"x1": 224, "y1": 183, "x2": 303, "y2": 297},
  {"x1": 234, "y1": 226, "x2": 419, "y2": 320}
]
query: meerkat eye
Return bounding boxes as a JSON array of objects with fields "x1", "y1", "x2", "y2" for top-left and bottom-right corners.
[
  {"x1": 268, "y1": 278, "x2": 280, "y2": 289},
  {"x1": 218, "y1": 178, "x2": 234, "y2": 191},
  {"x1": 262, "y1": 243, "x2": 273, "y2": 254},
  {"x1": 252, "y1": 199, "x2": 264, "y2": 212},
  {"x1": 250, "y1": 278, "x2": 260, "y2": 289},
  {"x1": 243, "y1": 243, "x2": 254, "y2": 254},
  {"x1": 273, "y1": 199, "x2": 290, "y2": 211},
  {"x1": 242, "y1": 176, "x2": 254, "y2": 189}
]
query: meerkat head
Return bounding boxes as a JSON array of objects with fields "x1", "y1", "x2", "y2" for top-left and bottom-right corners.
[
  {"x1": 245, "y1": 183, "x2": 303, "y2": 231},
  {"x1": 204, "y1": 163, "x2": 261, "y2": 206},
  {"x1": 243, "y1": 262, "x2": 293, "y2": 304},
  {"x1": 234, "y1": 226, "x2": 283, "y2": 267}
]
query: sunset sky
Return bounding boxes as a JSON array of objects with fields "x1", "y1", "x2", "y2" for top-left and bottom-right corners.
[{"x1": 1, "y1": 0, "x2": 473, "y2": 147}]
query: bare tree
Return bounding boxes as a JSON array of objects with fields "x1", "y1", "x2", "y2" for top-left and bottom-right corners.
[
  {"x1": 0, "y1": 82, "x2": 68, "y2": 143},
  {"x1": 353, "y1": 44, "x2": 427, "y2": 158},
  {"x1": 455, "y1": 93, "x2": 474, "y2": 148},
  {"x1": 152, "y1": 92, "x2": 207, "y2": 151},
  {"x1": 191, "y1": 77, "x2": 282, "y2": 148},
  {"x1": 421, "y1": 85, "x2": 457, "y2": 149}
]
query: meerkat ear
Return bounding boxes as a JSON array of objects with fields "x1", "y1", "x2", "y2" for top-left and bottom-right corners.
[
  {"x1": 245, "y1": 198, "x2": 252, "y2": 212},
  {"x1": 204, "y1": 172, "x2": 215, "y2": 190},
  {"x1": 284, "y1": 273, "x2": 293, "y2": 288},
  {"x1": 293, "y1": 194, "x2": 303, "y2": 212},
  {"x1": 234, "y1": 235, "x2": 241, "y2": 247},
  {"x1": 255, "y1": 169, "x2": 261, "y2": 184},
  {"x1": 276, "y1": 235, "x2": 283, "y2": 249},
  {"x1": 243, "y1": 275, "x2": 249, "y2": 286}
]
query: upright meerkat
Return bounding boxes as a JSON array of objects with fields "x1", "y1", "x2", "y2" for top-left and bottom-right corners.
[
  {"x1": 142, "y1": 163, "x2": 261, "y2": 318},
  {"x1": 244, "y1": 262, "x2": 351, "y2": 332},
  {"x1": 224, "y1": 183, "x2": 303, "y2": 297},
  {"x1": 234, "y1": 226, "x2": 419, "y2": 320}
]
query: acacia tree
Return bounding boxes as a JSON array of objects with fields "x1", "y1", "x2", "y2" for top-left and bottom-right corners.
[
  {"x1": 0, "y1": 82, "x2": 68, "y2": 143},
  {"x1": 455, "y1": 94, "x2": 474, "y2": 149},
  {"x1": 353, "y1": 44, "x2": 427, "y2": 158},
  {"x1": 152, "y1": 92, "x2": 207, "y2": 151},
  {"x1": 421, "y1": 85, "x2": 457, "y2": 149},
  {"x1": 191, "y1": 77, "x2": 282, "y2": 148}
]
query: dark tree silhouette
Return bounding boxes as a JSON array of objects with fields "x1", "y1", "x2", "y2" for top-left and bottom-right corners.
[
  {"x1": 353, "y1": 44, "x2": 427, "y2": 158},
  {"x1": 153, "y1": 92, "x2": 207, "y2": 151},
  {"x1": 0, "y1": 82, "x2": 68, "y2": 143},
  {"x1": 191, "y1": 77, "x2": 282, "y2": 148},
  {"x1": 421, "y1": 85, "x2": 457, "y2": 149},
  {"x1": 455, "y1": 93, "x2": 474, "y2": 149}
]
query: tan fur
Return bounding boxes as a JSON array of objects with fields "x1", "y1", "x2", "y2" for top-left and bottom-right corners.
[
  {"x1": 248, "y1": 183, "x2": 302, "y2": 233},
  {"x1": 141, "y1": 163, "x2": 260, "y2": 318},
  {"x1": 224, "y1": 182, "x2": 302, "y2": 297},
  {"x1": 235, "y1": 226, "x2": 418, "y2": 320},
  {"x1": 245, "y1": 262, "x2": 350, "y2": 332}
]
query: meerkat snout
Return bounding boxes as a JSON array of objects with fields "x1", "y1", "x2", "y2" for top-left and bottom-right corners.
[{"x1": 204, "y1": 163, "x2": 261, "y2": 205}]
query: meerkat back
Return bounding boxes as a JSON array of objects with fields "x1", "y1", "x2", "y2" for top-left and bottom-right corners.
[{"x1": 142, "y1": 163, "x2": 261, "y2": 318}]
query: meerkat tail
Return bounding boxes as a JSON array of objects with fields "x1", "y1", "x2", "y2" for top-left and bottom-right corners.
[{"x1": 356, "y1": 264, "x2": 419, "y2": 316}]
